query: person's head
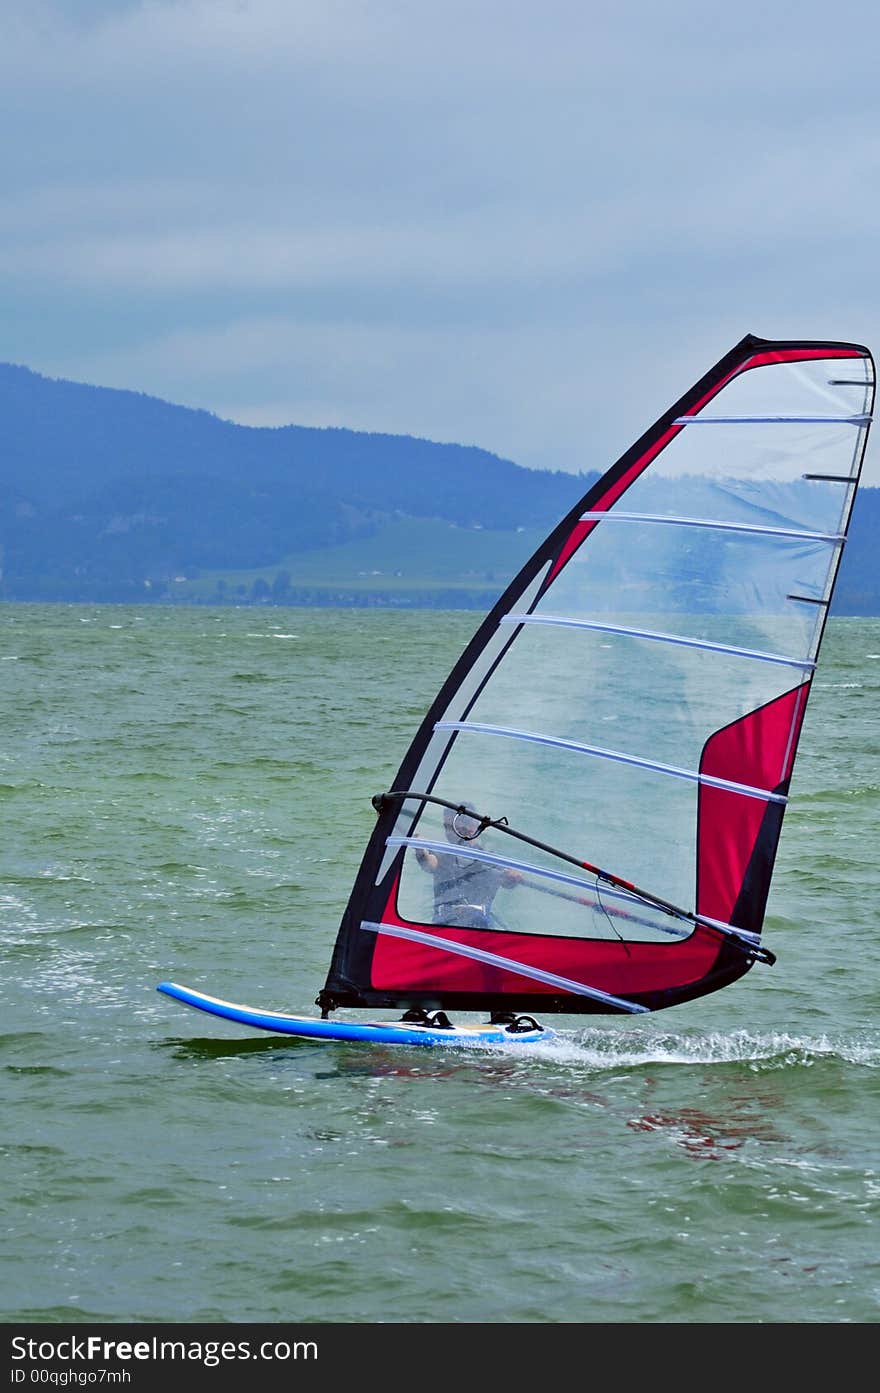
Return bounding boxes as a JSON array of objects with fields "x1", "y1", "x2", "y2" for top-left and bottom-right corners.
[{"x1": 443, "y1": 803, "x2": 481, "y2": 843}]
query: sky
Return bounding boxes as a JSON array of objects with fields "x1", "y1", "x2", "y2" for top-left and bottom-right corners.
[{"x1": 2, "y1": 0, "x2": 880, "y2": 481}]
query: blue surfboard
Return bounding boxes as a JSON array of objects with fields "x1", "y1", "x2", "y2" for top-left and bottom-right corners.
[{"x1": 157, "y1": 982, "x2": 555, "y2": 1047}]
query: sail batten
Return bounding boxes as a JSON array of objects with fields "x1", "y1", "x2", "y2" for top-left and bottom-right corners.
[
  {"x1": 320, "y1": 334, "x2": 874, "y2": 1018},
  {"x1": 434, "y1": 720, "x2": 790, "y2": 803},
  {"x1": 388, "y1": 834, "x2": 687, "y2": 916},
  {"x1": 802, "y1": 474, "x2": 857, "y2": 483},
  {"x1": 500, "y1": 614, "x2": 816, "y2": 669},
  {"x1": 577, "y1": 511, "x2": 846, "y2": 542},
  {"x1": 673, "y1": 413, "x2": 870, "y2": 424}
]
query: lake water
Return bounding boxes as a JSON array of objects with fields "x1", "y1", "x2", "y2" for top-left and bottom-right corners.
[{"x1": 1, "y1": 603, "x2": 878, "y2": 1326}]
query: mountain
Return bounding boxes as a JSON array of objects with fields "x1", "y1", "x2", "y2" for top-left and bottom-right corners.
[
  {"x1": 0, "y1": 361, "x2": 878, "y2": 612},
  {"x1": 0, "y1": 363, "x2": 585, "y2": 606}
]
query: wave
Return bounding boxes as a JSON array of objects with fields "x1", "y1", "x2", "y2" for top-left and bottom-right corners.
[{"x1": 487, "y1": 1025, "x2": 880, "y2": 1070}]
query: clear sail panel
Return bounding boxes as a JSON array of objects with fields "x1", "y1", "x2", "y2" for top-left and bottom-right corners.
[
  {"x1": 541, "y1": 518, "x2": 838, "y2": 659},
  {"x1": 464, "y1": 622, "x2": 807, "y2": 785},
  {"x1": 393, "y1": 738, "x2": 707, "y2": 927},
  {"x1": 392, "y1": 828, "x2": 690, "y2": 945}
]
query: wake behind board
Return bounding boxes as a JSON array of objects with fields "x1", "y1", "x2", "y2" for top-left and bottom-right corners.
[{"x1": 157, "y1": 982, "x2": 554, "y2": 1047}]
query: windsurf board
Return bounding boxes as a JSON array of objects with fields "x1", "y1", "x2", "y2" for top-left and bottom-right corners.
[{"x1": 157, "y1": 981, "x2": 554, "y2": 1047}]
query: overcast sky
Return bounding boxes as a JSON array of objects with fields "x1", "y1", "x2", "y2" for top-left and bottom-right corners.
[{"x1": 2, "y1": 0, "x2": 879, "y2": 481}]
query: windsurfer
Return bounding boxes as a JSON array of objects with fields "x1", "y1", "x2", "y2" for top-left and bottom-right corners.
[{"x1": 415, "y1": 804, "x2": 522, "y2": 929}]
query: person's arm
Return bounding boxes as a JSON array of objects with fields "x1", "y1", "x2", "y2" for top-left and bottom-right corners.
[{"x1": 414, "y1": 841, "x2": 438, "y2": 872}]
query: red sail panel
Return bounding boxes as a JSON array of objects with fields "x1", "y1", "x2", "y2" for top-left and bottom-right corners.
[
  {"x1": 696, "y1": 684, "x2": 809, "y2": 929},
  {"x1": 369, "y1": 879, "x2": 725, "y2": 999}
]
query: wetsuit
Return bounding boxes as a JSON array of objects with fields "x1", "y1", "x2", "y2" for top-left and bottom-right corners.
[{"x1": 425, "y1": 851, "x2": 511, "y2": 928}]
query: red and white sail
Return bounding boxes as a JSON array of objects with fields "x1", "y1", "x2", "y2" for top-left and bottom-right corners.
[{"x1": 320, "y1": 335, "x2": 875, "y2": 1016}]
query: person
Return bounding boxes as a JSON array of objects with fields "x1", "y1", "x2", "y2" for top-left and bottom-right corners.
[{"x1": 415, "y1": 803, "x2": 522, "y2": 928}]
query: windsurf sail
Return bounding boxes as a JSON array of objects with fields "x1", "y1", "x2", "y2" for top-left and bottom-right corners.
[{"x1": 319, "y1": 334, "x2": 874, "y2": 1017}]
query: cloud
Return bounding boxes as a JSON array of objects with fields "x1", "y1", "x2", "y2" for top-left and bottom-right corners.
[
  {"x1": 58, "y1": 314, "x2": 606, "y2": 467},
  {"x1": 1, "y1": 0, "x2": 879, "y2": 481}
]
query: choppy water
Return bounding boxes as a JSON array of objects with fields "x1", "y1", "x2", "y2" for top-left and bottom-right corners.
[{"x1": 1, "y1": 603, "x2": 878, "y2": 1324}]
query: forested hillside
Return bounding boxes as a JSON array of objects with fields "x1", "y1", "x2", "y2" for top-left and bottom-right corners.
[{"x1": 1, "y1": 362, "x2": 877, "y2": 611}]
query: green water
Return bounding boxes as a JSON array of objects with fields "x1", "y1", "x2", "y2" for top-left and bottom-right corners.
[{"x1": 1, "y1": 603, "x2": 878, "y2": 1324}]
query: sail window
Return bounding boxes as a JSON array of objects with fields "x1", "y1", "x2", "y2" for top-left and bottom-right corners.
[{"x1": 389, "y1": 835, "x2": 691, "y2": 935}]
